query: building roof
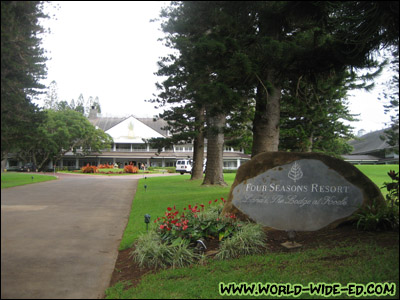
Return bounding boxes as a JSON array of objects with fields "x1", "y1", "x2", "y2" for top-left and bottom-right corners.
[
  {"x1": 137, "y1": 118, "x2": 169, "y2": 137},
  {"x1": 348, "y1": 128, "x2": 393, "y2": 154},
  {"x1": 89, "y1": 116, "x2": 126, "y2": 132},
  {"x1": 342, "y1": 154, "x2": 381, "y2": 162},
  {"x1": 89, "y1": 115, "x2": 168, "y2": 137}
]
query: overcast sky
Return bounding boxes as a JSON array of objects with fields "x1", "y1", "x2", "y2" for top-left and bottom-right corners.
[{"x1": 37, "y1": 1, "x2": 392, "y2": 135}]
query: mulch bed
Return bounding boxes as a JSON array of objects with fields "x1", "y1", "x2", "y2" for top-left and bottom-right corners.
[{"x1": 106, "y1": 224, "x2": 399, "y2": 293}]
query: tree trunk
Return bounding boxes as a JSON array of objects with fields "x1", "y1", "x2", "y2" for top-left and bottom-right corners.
[
  {"x1": 251, "y1": 79, "x2": 281, "y2": 157},
  {"x1": 202, "y1": 112, "x2": 227, "y2": 186},
  {"x1": 191, "y1": 106, "x2": 205, "y2": 180},
  {"x1": 1, "y1": 151, "x2": 8, "y2": 173},
  {"x1": 306, "y1": 131, "x2": 314, "y2": 152}
]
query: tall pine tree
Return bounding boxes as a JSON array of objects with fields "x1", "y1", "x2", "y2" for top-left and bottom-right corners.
[{"x1": 1, "y1": 1, "x2": 48, "y2": 170}]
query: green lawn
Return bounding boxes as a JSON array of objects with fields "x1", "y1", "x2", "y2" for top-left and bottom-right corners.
[
  {"x1": 119, "y1": 174, "x2": 235, "y2": 250},
  {"x1": 1, "y1": 172, "x2": 57, "y2": 189},
  {"x1": 120, "y1": 165, "x2": 399, "y2": 250},
  {"x1": 109, "y1": 164, "x2": 399, "y2": 299},
  {"x1": 107, "y1": 242, "x2": 398, "y2": 299},
  {"x1": 355, "y1": 165, "x2": 399, "y2": 192}
]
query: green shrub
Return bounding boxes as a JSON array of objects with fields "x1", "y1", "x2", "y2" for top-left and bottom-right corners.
[
  {"x1": 170, "y1": 238, "x2": 203, "y2": 268},
  {"x1": 356, "y1": 170, "x2": 399, "y2": 231},
  {"x1": 216, "y1": 222, "x2": 266, "y2": 260},
  {"x1": 356, "y1": 201, "x2": 399, "y2": 231},
  {"x1": 382, "y1": 170, "x2": 399, "y2": 208},
  {"x1": 130, "y1": 232, "x2": 201, "y2": 269},
  {"x1": 130, "y1": 198, "x2": 267, "y2": 269},
  {"x1": 130, "y1": 231, "x2": 173, "y2": 269},
  {"x1": 154, "y1": 198, "x2": 240, "y2": 244},
  {"x1": 166, "y1": 167, "x2": 176, "y2": 173}
]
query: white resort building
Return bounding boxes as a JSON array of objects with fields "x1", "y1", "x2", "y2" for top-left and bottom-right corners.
[
  {"x1": 73, "y1": 108, "x2": 250, "y2": 170},
  {"x1": 6, "y1": 107, "x2": 250, "y2": 171}
]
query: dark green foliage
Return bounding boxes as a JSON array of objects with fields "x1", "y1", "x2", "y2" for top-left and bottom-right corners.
[
  {"x1": 1, "y1": 1, "x2": 48, "y2": 157},
  {"x1": 279, "y1": 70, "x2": 357, "y2": 155},
  {"x1": 380, "y1": 48, "x2": 399, "y2": 151},
  {"x1": 18, "y1": 109, "x2": 113, "y2": 171},
  {"x1": 356, "y1": 170, "x2": 399, "y2": 231},
  {"x1": 152, "y1": 1, "x2": 400, "y2": 165},
  {"x1": 383, "y1": 170, "x2": 399, "y2": 209}
]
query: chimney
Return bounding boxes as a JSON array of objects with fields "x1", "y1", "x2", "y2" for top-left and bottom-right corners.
[{"x1": 88, "y1": 106, "x2": 98, "y2": 119}]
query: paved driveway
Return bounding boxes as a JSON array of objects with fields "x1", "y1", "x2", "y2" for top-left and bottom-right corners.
[{"x1": 1, "y1": 173, "x2": 143, "y2": 299}]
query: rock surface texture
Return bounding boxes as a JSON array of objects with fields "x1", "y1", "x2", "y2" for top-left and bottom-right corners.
[{"x1": 222, "y1": 152, "x2": 385, "y2": 231}]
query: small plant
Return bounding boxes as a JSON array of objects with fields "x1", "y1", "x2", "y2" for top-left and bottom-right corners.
[
  {"x1": 382, "y1": 170, "x2": 399, "y2": 208},
  {"x1": 131, "y1": 231, "x2": 173, "y2": 269},
  {"x1": 81, "y1": 164, "x2": 98, "y2": 173},
  {"x1": 216, "y1": 222, "x2": 266, "y2": 260},
  {"x1": 130, "y1": 232, "x2": 201, "y2": 269},
  {"x1": 131, "y1": 197, "x2": 267, "y2": 269},
  {"x1": 169, "y1": 238, "x2": 203, "y2": 268},
  {"x1": 98, "y1": 163, "x2": 114, "y2": 169},
  {"x1": 154, "y1": 198, "x2": 239, "y2": 243},
  {"x1": 124, "y1": 165, "x2": 139, "y2": 173},
  {"x1": 356, "y1": 170, "x2": 399, "y2": 231}
]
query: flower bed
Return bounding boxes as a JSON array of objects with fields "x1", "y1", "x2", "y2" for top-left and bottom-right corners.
[
  {"x1": 124, "y1": 165, "x2": 139, "y2": 173},
  {"x1": 130, "y1": 198, "x2": 266, "y2": 269},
  {"x1": 81, "y1": 164, "x2": 98, "y2": 173}
]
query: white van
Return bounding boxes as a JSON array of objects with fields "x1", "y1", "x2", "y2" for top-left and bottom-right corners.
[
  {"x1": 176, "y1": 159, "x2": 193, "y2": 174},
  {"x1": 176, "y1": 159, "x2": 206, "y2": 175}
]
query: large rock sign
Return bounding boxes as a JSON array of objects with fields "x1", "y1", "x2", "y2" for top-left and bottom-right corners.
[{"x1": 222, "y1": 152, "x2": 385, "y2": 231}]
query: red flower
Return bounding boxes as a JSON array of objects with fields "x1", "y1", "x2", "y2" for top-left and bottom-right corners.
[
  {"x1": 182, "y1": 225, "x2": 188, "y2": 231},
  {"x1": 160, "y1": 225, "x2": 165, "y2": 229},
  {"x1": 167, "y1": 207, "x2": 172, "y2": 211},
  {"x1": 209, "y1": 200, "x2": 212, "y2": 205},
  {"x1": 215, "y1": 199, "x2": 218, "y2": 202}
]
